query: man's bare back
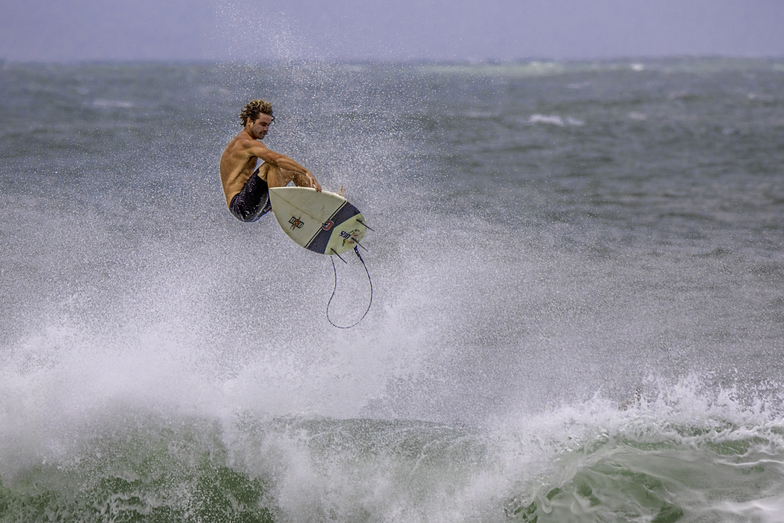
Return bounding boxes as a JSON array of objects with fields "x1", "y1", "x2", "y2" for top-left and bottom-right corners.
[{"x1": 220, "y1": 100, "x2": 321, "y2": 222}]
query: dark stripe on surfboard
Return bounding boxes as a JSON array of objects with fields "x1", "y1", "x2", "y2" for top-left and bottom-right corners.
[{"x1": 305, "y1": 201, "x2": 361, "y2": 254}]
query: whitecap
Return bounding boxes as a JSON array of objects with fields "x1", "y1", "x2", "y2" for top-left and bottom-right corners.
[
  {"x1": 529, "y1": 114, "x2": 584, "y2": 126},
  {"x1": 529, "y1": 114, "x2": 564, "y2": 126},
  {"x1": 92, "y1": 99, "x2": 134, "y2": 109}
]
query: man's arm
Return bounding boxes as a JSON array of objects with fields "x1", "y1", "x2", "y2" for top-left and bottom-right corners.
[{"x1": 246, "y1": 141, "x2": 321, "y2": 191}]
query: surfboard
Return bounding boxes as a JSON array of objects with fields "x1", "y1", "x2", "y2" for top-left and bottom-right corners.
[{"x1": 268, "y1": 187, "x2": 368, "y2": 255}]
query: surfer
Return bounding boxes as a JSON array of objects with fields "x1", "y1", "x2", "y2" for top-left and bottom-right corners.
[{"x1": 220, "y1": 99, "x2": 322, "y2": 222}]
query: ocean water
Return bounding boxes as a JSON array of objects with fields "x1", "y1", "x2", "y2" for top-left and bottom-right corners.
[{"x1": 1, "y1": 57, "x2": 784, "y2": 522}]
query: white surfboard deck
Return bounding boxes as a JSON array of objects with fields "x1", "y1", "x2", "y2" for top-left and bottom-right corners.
[{"x1": 268, "y1": 187, "x2": 368, "y2": 255}]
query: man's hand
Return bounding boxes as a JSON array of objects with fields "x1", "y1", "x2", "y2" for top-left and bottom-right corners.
[{"x1": 294, "y1": 169, "x2": 321, "y2": 192}]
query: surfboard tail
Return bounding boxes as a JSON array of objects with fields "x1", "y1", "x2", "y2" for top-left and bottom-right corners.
[
  {"x1": 306, "y1": 202, "x2": 363, "y2": 254},
  {"x1": 269, "y1": 187, "x2": 368, "y2": 255}
]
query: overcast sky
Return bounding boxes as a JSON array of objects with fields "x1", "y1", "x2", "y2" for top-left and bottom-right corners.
[{"x1": 2, "y1": 0, "x2": 783, "y2": 62}]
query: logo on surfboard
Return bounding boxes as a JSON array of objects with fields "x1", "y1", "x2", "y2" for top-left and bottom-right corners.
[
  {"x1": 322, "y1": 220, "x2": 334, "y2": 231},
  {"x1": 289, "y1": 216, "x2": 304, "y2": 230},
  {"x1": 339, "y1": 228, "x2": 362, "y2": 246}
]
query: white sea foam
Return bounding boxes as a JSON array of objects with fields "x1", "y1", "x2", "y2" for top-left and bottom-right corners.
[
  {"x1": 528, "y1": 114, "x2": 584, "y2": 126},
  {"x1": 91, "y1": 99, "x2": 134, "y2": 109},
  {"x1": 2, "y1": 58, "x2": 784, "y2": 521}
]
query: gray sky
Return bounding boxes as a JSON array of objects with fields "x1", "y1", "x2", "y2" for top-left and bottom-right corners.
[{"x1": 2, "y1": 0, "x2": 783, "y2": 62}]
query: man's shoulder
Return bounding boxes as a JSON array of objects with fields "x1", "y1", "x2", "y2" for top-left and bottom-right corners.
[
  {"x1": 223, "y1": 132, "x2": 252, "y2": 155},
  {"x1": 233, "y1": 131, "x2": 268, "y2": 150},
  {"x1": 228, "y1": 130, "x2": 250, "y2": 146}
]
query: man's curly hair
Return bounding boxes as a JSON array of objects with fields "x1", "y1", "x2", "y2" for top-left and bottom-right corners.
[{"x1": 240, "y1": 99, "x2": 275, "y2": 126}]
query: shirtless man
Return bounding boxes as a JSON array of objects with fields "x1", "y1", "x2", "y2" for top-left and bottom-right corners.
[{"x1": 220, "y1": 99, "x2": 321, "y2": 222}]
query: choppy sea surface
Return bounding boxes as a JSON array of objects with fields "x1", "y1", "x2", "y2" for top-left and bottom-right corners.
[{"x1": 2, "y1": 57, "x2": 784, "y2": 522}]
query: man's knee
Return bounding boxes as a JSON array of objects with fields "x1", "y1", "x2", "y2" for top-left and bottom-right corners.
[
  {"x1": 264, "y1": 164, "x2": 288, "y2": 188},
  {"x1": 257, "y1": 163, "x2": 274, "y2": 181}
]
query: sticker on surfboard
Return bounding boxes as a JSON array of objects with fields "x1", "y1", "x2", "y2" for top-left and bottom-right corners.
[{"x1": 268, "y1": 187, "x2": 369, "y2": 255}]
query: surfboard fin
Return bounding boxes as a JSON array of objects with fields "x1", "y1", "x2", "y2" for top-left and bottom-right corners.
[
  {"x1": 331, "y1": 249, "x2": 348, "y2": 263},
  {"x1": 356, "y1": 219, "x2": 374, "y2": 232},
  {"x1": 354, "y1": 239, "x2": 368, "y2": 252}
]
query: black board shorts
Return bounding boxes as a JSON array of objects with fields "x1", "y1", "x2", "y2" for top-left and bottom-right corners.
[{"x1": 229, "y1": 167, "x2": 272, "y2": 222}]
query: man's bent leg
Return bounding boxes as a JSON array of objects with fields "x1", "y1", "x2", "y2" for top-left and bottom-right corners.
[
  {"x1": 229, "y1": 167, "x2": 272, "y2": 222},
  {"x1": 263, "y1": 163, "x2": 295, "y2": 189}
]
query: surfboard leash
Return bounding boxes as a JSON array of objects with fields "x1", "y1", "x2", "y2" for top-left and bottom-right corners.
[{"x1": 326, "y1": 246, "x2": 373, "y2": 329}]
